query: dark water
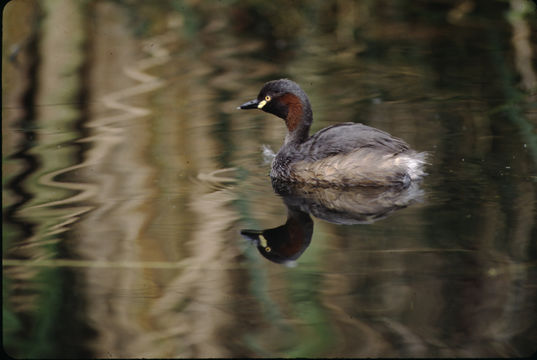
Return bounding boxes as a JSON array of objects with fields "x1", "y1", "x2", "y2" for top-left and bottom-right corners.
[{"x1": 3, "y1": 0, "x2": 537, "y2": 358}]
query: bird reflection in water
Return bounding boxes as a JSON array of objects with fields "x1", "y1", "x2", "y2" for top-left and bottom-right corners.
[{"x1": 241, "y1": 179, "x2": 424, "y2": 266}]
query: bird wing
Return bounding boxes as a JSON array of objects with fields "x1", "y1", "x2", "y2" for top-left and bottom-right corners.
[{"x1": 300, "y1": 122, "x2": 409, "y2": 160}]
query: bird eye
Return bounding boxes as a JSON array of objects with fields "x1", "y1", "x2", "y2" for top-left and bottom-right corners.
[
  {"x1": 265, "y1": 246, "x2": 271, "y2": 252},
  {"x1": 264, "y1": 95, "x2": 271, "y2": 102}
]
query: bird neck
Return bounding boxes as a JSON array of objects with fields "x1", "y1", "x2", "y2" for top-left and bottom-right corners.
[{"x1": 281, "y1": 93, "x2": 312, "y2": 145}]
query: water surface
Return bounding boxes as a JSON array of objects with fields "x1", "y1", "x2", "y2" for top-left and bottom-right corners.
[{"x1": 3, "y1": 0, "x2": 536, "y2": 358}]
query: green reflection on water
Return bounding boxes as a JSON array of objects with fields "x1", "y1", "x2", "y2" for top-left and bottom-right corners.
[
  {"x1": 3, "y1": 0, "x2": 90, "y2": 357},
  {"x1": 286, "y1": 231, "x2": 334, "y2": 357}
]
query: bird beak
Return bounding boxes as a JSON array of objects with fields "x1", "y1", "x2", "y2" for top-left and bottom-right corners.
[
  {"x1": 238, "y1": 98, "x2": 260, "y2": 110},
  {"x1": 240, "y1": 229, "x2": 263, "y2": 245}
]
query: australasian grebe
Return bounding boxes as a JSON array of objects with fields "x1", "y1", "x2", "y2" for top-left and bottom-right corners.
[{"x1": 239, "y1": 79, "x2": 427, "y2": 188}]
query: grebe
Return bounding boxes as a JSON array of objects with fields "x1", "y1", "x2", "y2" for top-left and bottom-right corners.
[{"x1": 239, "y1": 79, "x2": 427, "y2": 188}]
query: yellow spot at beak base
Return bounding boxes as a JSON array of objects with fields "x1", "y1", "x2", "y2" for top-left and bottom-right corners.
[
  {"x1": 259, "y1": 234, "x2": 268, "y2": 247},
  {"x1": 257, "y1": 99, "x2": 267, "y2": 109}
]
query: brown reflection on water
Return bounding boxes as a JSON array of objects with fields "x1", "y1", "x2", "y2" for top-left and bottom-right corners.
[
  {"x1": 63, "y1": 2, "x2": 264, "y2": 357},
  {"x1": 3, "y1": 0, "x2": 537, "y2": 358}
]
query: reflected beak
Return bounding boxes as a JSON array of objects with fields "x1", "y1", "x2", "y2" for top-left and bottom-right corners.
[
  {"x1": 240, "y1": 229, "x2": 263, "y2": 245},
  {"x1": 238, "y1": 99, "x2": 260, "y2": 110}
]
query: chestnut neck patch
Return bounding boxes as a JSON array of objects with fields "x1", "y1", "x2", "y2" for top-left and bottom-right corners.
[{"x1": 280, "y1": 93, "x2": 304, "y2": 132}]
